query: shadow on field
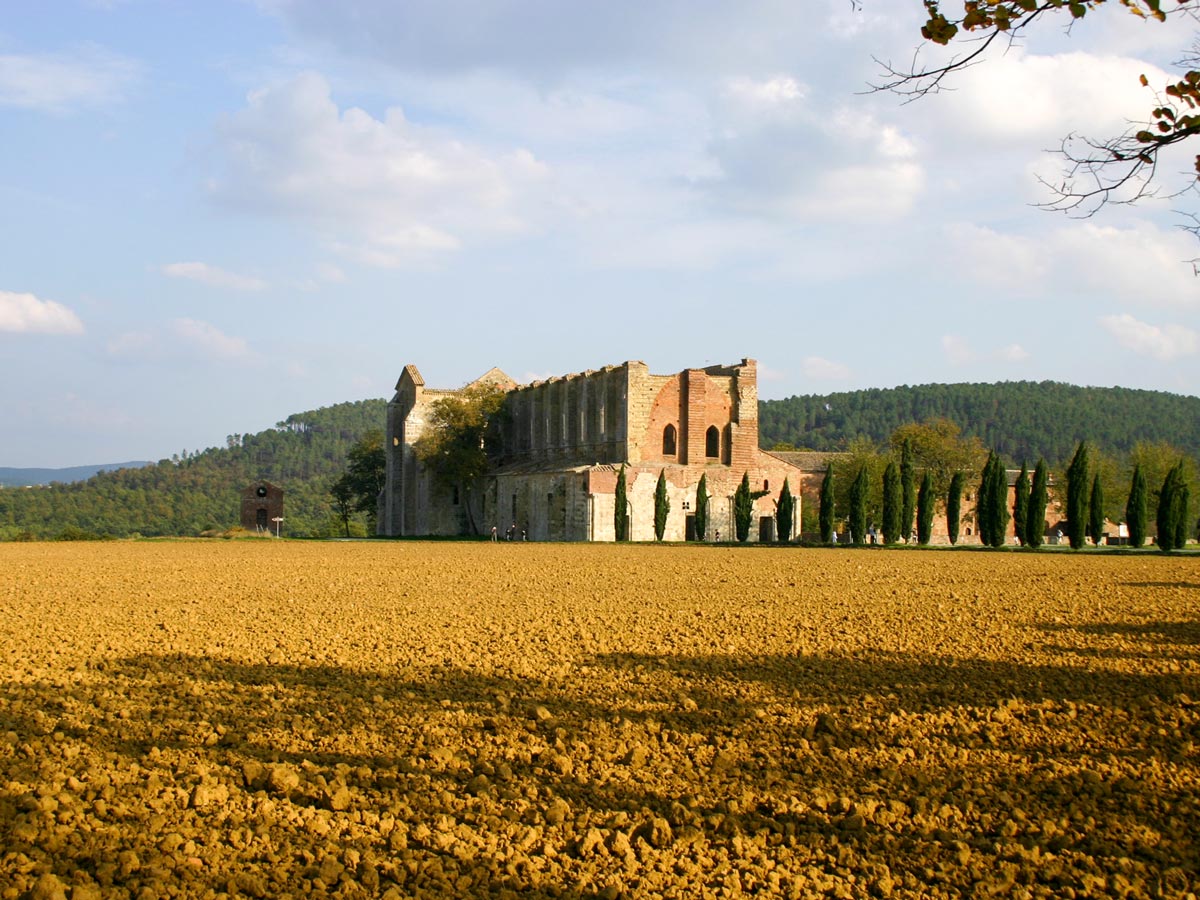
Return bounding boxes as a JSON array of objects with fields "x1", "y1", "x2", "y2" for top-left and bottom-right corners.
[
  {"x1": 1124, "y1": 581, "x2": 1200, "y2": 590},
  {"x1": 1038, "y1": 618, "x2": 1200, "y2": 647},
  {"x1": 1, "y1": 644, "x2": 1198, "y2": 897}
]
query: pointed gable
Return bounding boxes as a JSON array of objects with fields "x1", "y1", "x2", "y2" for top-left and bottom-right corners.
[{"x1": 468, "y1": 367, "x2": 517, "y2": 391}]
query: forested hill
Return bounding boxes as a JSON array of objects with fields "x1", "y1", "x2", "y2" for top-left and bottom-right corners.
[
  {"x1": 758, "y1": 382, "x2": 1200, "y2": 464},
  {"x1": 0, "y1": 400, "x2": 386, "y2": 539}
]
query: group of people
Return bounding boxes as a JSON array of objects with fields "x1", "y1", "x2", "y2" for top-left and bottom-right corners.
[{"x1": 490, "y1": 523, "x2": 527, "y2": 541}]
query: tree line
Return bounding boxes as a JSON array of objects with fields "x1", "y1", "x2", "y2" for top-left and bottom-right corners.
[
  {"x1": 806, "y1": 422, "x2": 1195, "y2": 551},
  {"x1": 760, "y1": 382, "x2": 1200, "y2": 467},
  {"x1": 0, "y1": 400, "x2": 386, "y2": 540}
]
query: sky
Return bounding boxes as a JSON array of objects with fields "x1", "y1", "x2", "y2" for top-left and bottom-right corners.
[{"x1": 2, "y1": 0, "x2": 1198, "y2": 467}]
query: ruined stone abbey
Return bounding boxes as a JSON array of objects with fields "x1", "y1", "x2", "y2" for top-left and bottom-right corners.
[{"x1": 380, "y1": 359, "x2": 808, "y2": 541}]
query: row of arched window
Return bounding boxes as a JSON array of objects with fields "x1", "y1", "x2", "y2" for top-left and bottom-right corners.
[{"x1": 662, "y1": 424, "x2": 728, "y2": 460}]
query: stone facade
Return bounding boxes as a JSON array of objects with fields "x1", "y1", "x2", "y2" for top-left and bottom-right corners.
[
  {"x1": 380, "y1": 359, "x2": 808, "y2": 541},
  {"x1": 240, "y1": 481, "x2": 283, "y2": 533}
]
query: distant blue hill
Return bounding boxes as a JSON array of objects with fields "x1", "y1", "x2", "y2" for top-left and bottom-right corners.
[{"x1": 0, "y1": 461, "x2": 153, "y2": 487}]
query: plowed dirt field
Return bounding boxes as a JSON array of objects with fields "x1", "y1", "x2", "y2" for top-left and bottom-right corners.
[{"x1": 1, "y1": 541, "x2": 1197, "y2": 899}]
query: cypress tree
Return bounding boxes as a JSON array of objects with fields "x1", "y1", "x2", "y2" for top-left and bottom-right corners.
[
  {"x1": 695, "y1": 473, "x2": 709, "y2": 542},
  {"x1": 653, "y1": 469, "x2": 669, "y2": 541},
  {"x1": 1013, "y1": 462, "x2": 1029, "y2": 547},
  {"x1": 1126, "y1": 463, "x2": 1147, "y2": 548},
  {"x1": 917, "y1": 470, "x2": 934, "y2": 545},
  {"x1": 1175, "y1": 483, "x2": 1191, "y2": 549},
  {"x1": 1087, "y1": 474, "x2": 1105, "y2": 546},
  {"x1": 777, "y1": 478, "x2": 794, "y2": 543},
  {"x1": 1156, "y1": 461, "x2": 1183, "y2": 551},
  {"x1": 1026, "y1": 459, "x2": 1048, "y2": 548},
  {"x1": 947, "y1": 472, "x2": 964, "y2": 545},
  {"x1": 977, "y1": 453, "x2": 997, "y2": 546},
  {"x1": 1065, "y1": 442, "x2": 1091, "y2": 550},
  {"x1": 900, "y1": 438, "x2": 916, "y2": 542},
  {"x1": 882, "y1": 460, "x2": 902, "y2": 544},
  {"x1": 849, "y1": 466, "x2": 868, "y2": 545},
  {"x1": 819, "y1": 463, "x2": 835, "y2": 543},
  {"x1": 614, "y1": 464, "x2": 628, "y2": 542},
  {"x1": 734, "y1": 472, "x2": 754, "y2": 542},
  {"x1": 988, "y1": 452, "x2": 1010, "y2": 547}
]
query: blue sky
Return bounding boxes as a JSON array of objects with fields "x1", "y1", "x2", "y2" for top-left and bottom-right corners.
[{"x1": 2, "y1": 0, "x2": 1197, "y2": 466}]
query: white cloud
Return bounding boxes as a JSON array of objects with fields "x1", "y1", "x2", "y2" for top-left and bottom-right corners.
[
  {"x1": 999, "y1": 344, "x2": 1030, "y2": 362},
  {"x1": 207, "y1": 72, "x2": 547, "y2": 265},
  {"x1": 941, "y1": 334, "x2": 972, "y2": 365},
  {"x1": 0, "y1": 47, "x2": 137, "y2": 111},
  {"x1": 1053, "y1": 222, "x2": 1199, "y2": 308},
  {"x1": 1100, "y1": 314, "x2": 1199, "y2": 360},
  {"x1": 704, "y1": 79, "x2": 925, "y2": 222},
  {"x1": 0, "y1": 290, "x2": 84, "y2": 334},
  {"x1": 801, "y1": 356, "x2": 850, "y2": 380},
  {"x1": 106, "y1": 330, "x2": 153, "y2": 358},
  {"x1": 942, "y1": 49, "x2": 1170, "y2": 145},
  {"x1": 171, "y1": 318, "x2": 250, "y2": 360},
  {"x1": 724, "y1": 75, "x2": 806, "y2": 109},
  {"x1": 161, "y1": 262, "x2": 268, "y2": 291}
]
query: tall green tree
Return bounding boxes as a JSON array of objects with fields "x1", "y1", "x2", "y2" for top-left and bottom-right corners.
[
  {"x1": 976, "y1": 453, "x2": 996, "y2": 546},
  {"x1": 341, "y1": 429, "x2": 387, "y2": 532},
  {"x1": 695, "y1": 473, "x2": 709, "y2": 542},
  {"x1": 653, "y1": 469, "x2": 670, "y2": 542},
  {"x1": 1013, "y1": 462, "x2": 1029, "y2": 547},
  {"x1": 819, "y1": 463, "x2": 835, "y2": 543},
  {"x1": 947, "y1": 472, "x2": 964, "y2": 546},
  {"x1": 412, "y1": 385, "x2": 507, "y2": 535},
  {"x1": 1126, "y1": 463, "x2": 1148, "y2": 548},
  {"x1": 977, "y1": 451, "x2": 1010, "y2": 547},
  {"x1": 916, "y1": 470, "x2": 934, "y2": 545},
  {"x1": 900, "y1": 438, "x2": 916, "y2": 541},
  {"x1": 330, "y1": 475, "x2": 356, "y2": 538},
  {"x1": 1088, "y1": 474, "x2": 1105, "y2": 546},
  {"x1": 776, "y1": 478, "x2": 795, "y2": 543},
  {"x1": 732, "y1": 473, "x2": 769, "y2": 542},
  {"x1": 1157, "y1": 461, "x2": 1187, "y2": 551},
  {"x1": 848, "y1": 466, "x2": 869, "y2": 545},
  {"x1": 988, "y1": 452, "x2": 1010, "y2": 547},
  {"x1": 882, "y1": 460, "x2": 902, "y2": 544},
  {"x1": 1026, "y1": 459, "x2": 1048, "y2": 549},
  {"x1": 614, "y1": 464, "x2": 628, "y2": 542},
  {"x1": 1065, "y1": 442, "x2": 1091, "y2": 550},
  {"x1": 1176, "y1": 484, "x2": 1192, "y2": 549}
]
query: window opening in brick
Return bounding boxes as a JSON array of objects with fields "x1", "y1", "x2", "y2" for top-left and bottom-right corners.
[
  {"x1": 705, "y1": 426, "x2": 719, "y2": 458},
  {"x1": 663, "y1": 424, "x2": 677, "y2": 456}
]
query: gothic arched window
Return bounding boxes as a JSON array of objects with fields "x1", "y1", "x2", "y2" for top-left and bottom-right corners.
[
  {"x1": 705, "y1": 426, "x2": 719, "y2": 459},
  {"x1": 663, "y1": 424, "x2": 677, "y2": 456}
]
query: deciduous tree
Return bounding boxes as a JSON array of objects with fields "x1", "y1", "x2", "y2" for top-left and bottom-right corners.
[
  {"x1": 340, "y1": 429, "x2": 387, "y2": 532},
  {"x1": 881, "y1": 0, "x2": 1200, "y2": 232},
  {"x1": 413, "y1": 385, "x2": 507, "y2": 535}
]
